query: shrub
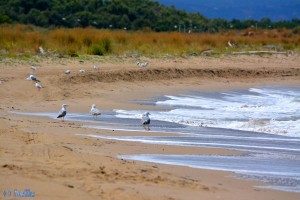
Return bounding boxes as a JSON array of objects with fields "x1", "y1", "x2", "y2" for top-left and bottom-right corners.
[
  {"x1": 100, "y1": 37, "x2": 112, "y2": 53},
  {"x1": 292, "y1": 26, "x2": 300, "y2": 34},
  {"x1": 89, "y1": 37, "x2": 112, "y2": 55},
  {"x1": 67, "y1": 49, "x2": 78, "y2": 57},
  {"x1": 90, "y1": 45, "x2": 105, "y2": 55}
]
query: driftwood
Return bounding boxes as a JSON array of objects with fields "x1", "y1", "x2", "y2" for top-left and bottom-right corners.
[{"x1": 231, "y1": 51, "x2": 293, "y2": 56}]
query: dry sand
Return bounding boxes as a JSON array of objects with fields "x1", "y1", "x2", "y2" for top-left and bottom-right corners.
[{"x1": 0, "y1": 54, "x2": 300, "y2": 200}]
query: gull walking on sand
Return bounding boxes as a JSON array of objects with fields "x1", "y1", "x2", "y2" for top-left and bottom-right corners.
[
  {"x1": 93, "y1": 65, "x2": 99, "y2": 71},
  {"x1": 31, "y1": 66, "x2": 37, "y2": 71},
  {"x1": 35, "y1": 82, "x2": 43, "y2": 90},
  {"x1": 141, "y1": 112, "x2": 151, "y2": 131},
  {"x1": 57, "y1": 104, "x2": 67, "y2": 121},
  {"x1": 79, "y1": 69, "x2": 85, "y2": 73},
  {"x1": 27, "y1": 74, "x2": 40, "y2": 82},
  {"x1": 65, "y1": 70, "x2": 71, "y2": 74},
  {"x1": 90, "y1": 104, "x2": 101, "y2": 119},
  {"x1": 137, "y1": 62, "x2": 149, "y2": 67}
]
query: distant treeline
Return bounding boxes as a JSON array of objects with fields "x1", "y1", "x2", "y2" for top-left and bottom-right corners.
[{"x1": 0, "y1": 0, "x2": 300, "y2": 32}]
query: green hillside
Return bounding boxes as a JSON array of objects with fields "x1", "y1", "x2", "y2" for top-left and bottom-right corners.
[{"x1": 0, "y1": 0, "x2": 300, "y2": 32}]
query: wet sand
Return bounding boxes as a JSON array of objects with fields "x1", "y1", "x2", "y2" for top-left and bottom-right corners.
[{"x1": 1, "y1": 55, "x2": 300, "y2": 199}]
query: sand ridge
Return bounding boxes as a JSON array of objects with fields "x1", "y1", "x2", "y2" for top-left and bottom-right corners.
[{"x1": 61, "y1": 67, "x2": 300, "y2": 84}]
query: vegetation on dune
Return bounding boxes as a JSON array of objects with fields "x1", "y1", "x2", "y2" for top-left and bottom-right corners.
[
  {"x1": 1, "y1": 0, "x2": 300, "y2": 58},
  {"x1": 0, "y1": 0, "x2": 300, "y2": 32},
  {"x1": 0, "y1": 24, "x2": 300, "y2": 58}
]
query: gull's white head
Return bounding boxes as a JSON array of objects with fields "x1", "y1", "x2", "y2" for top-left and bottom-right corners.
[
  {"x1": 91, "y1": 104, "x2": 96, "y2": 108},
  {"x1": 27, "y1": 74, "x2": 33, "y2": 80},
  {"x1": 144, "y1": 112, "x2": 150, "y2": 116}
]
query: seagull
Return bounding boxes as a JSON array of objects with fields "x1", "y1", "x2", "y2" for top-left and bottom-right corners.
[
  {"x1": 65, "y1": 70, "x2": 71, "y2": 74},
  {"x1": 27, "y1": 75, "x2": 40, "y2": 82},
  {"x1": 79, "y1": 69, "x2": 85, "y2": 73},
  {"x1": 31, "y1": 66, "x2": 37, "y2": 71},
  {"x1": 57, "y1": 104, "x2": 67, "y2": 121},
  {"x1": 93, "y1": 65, "x2": 99, "y2": 71},
  {"x1": 39, "y1": 46, "x2": 45, "y2": 54},
  {"x1": 35, "y1": 82, "x2": 43, "y2": 90},
  {"x1": 141, "y1": 112, "x2": 151, "y2": 131},
  {"x1": 137, "y1": 62, "x2": 149, "y2": 67},
  {"x1": 90, "y1": 104, "x2": 101, "y2": 119}
]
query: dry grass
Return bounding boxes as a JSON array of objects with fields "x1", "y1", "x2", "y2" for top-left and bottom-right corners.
[{"x1": 0, "y1": 24, "x2": 299, "y2": 57}]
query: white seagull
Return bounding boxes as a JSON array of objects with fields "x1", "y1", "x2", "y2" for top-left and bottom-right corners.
[
  {"x1": 90, "y1": 104, "x2": 101, "y2": 119},
  {"x1": 31, "y1": 66, "x2": 37, "y2": 71},
  {"x1": 57, "y1": 104, "x2": 67, "y2": 121},
  {"x1": 35, "y1": 82, "x2": 43, "y2": 90},
  {"x1": 65, "y1": 70, "x2": 71, "y2": 74},
  {"x1": 27, "y1": 74, "x2": 40, "y2": 82},
  {"x1": 39, "y1": 46, "x2": 45, "y2": 54},
  {"x1": 79, "y1": 69, "x2": 85, "y2": 73},
  {"x1": 93, "y1": 65, "x2": 99, "y2": 71},
  {"x1": 141, "y1": 112, "x2": 151, "y2": 131},
  {"x1": 137, "y1": 62, "x2": 149, "y2": 67}
]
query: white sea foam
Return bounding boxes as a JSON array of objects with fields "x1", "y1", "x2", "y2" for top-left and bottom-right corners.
[{"x1": 115, "y1": 87, "x2": 300, "y2": 137}]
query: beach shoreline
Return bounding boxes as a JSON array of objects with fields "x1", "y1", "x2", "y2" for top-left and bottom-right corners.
[{"x1": 1, "y1": 55, "x2": 300, "y2": 199}]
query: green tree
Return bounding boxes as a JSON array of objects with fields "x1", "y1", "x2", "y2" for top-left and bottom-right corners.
[{"x1": 0, "y1": 0, "x2": 299, "y2": 31}]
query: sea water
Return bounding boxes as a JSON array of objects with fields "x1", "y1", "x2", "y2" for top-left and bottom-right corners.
[
  {"x1": 115, "y1": 86, "x2": 300, "y2": 137},
  {"x1": 111, "y1": 86, "x2": 300, "y2": 192}
]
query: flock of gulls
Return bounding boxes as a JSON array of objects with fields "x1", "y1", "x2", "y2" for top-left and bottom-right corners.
[
  {"x1": 26, "y1": 61, "x2": 151, "y2": 130},
  {"x1": 56, "y1": 103, "x2": 151, "y2": 130},
  {"x1": 26, "y1": 66, "x2": 43, "y2": 90}
]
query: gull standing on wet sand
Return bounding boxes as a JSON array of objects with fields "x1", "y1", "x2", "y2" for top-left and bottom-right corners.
[
  {"x1": 57, "y1": 104, "x2": 68, "y2": 121},
  {"x1": 90, "y1": 104, "x2": 101, "y2": 119},
  {"x1": 141, "y1": 112, "x2": 151, "y2": 131}
]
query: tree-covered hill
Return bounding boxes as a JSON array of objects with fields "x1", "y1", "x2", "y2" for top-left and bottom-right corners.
[{"x1": 0, "y1": 0, "x2": 299, "y2": 32}]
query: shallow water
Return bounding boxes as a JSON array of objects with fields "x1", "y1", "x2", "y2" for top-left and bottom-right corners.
[
  {"x1": 79, "y1": 125, "x2": 300, "y2": 192},
  {"x1": 15, "y1": 86, "x2": 300, "y2": 193}
]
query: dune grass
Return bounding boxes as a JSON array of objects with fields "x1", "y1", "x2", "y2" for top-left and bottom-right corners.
[{"x1": 0, "y1": 24, "x2": 299, "y2": 58}]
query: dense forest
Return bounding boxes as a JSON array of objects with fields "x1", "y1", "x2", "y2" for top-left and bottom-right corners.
[{"x1": 0, "y1": 0, "x2": 300, "y2": 32}]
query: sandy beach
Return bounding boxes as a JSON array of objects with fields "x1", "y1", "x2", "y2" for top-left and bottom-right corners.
[{"x1": 1, "y1": 54, "x2": 300, "y2": 200}]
